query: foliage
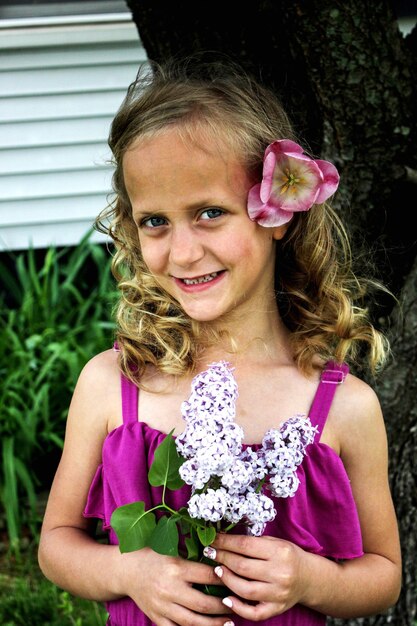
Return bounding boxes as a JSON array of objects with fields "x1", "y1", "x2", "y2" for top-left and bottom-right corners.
[
  {"x1": 0, "y1": 232, "x2": 117, "y2": 550},
  {"x1": 0, "y1": 548, "x2": 107, "y2": 626}
]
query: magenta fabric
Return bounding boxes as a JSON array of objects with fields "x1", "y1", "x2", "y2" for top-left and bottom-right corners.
[{"x1": 84, "y1": 361, "x2": 363, "y2": 626}]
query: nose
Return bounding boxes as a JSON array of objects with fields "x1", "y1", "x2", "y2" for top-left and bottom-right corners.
[{"x1": 169, "y1": 224, "x2": 204, "y2": 268}]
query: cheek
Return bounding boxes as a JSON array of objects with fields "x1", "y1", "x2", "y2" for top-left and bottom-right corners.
[
  {"x1": 138, "y1": 237, "x2": 165, "y2": 275},
  {"x1": 226, "y1": 233, "x2": 274, "y2": 265}
]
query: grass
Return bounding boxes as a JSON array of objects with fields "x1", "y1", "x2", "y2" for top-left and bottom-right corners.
[{"x1": 0, "y1": 545, "x2": 108, "y2": 626}]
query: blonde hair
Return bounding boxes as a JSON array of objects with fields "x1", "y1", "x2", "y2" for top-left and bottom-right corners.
[{"x1": 96, "y1": 55, "x2": 389, "y2": 382}]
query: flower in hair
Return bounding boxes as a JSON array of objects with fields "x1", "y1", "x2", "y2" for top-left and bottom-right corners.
[{"x1": 247, "y1": 139, "x2": 340, "y2": 227}]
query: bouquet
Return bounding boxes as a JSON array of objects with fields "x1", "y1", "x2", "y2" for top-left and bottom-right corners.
[{"x1": 111, "y1": 361, "x2": 317, "y2": 563}]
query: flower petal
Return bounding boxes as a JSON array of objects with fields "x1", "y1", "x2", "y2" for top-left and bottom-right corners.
[
  {"x1": 247, "y1": 183, "x2": 264, "y2": 218},
  {"x1": 314, "y1": 160, "x2": 340, "y2": 204},
  {"x1": 266, "y1": 139, "x2": 304, "y2": 158},
  {"x1": 259, "y1": 151, "x2": 276, "y2": 203},
  {"x1": 257, "y1": 207, "x2": 294, "y2": 227},
  {"x1": 248, "y1": 182, "x2": 293, "y2": 226},
  {"x1": 250, "y1": 203, "x2": 294, "y2": 228}
]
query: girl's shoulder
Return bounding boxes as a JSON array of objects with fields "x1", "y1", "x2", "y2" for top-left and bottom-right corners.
[
  {"x1": 76, "y1": 348, "x2": 121, "y2": 393},
  {"x1": 79, "y1": 347, "x2": 120, "y2": 377},
  {"x1": 71, "y1": 349, "x2": 122, "y2": 430},
  {"x1": 336, "y1": 369, "x2": 381, "y2": 414},
  {"x1": 328, "y1": 369, "x2": 387, "y2": 458}
]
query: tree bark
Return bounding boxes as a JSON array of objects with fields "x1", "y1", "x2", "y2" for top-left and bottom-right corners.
[{"x1": 125, "y1": 2, "x2": 417, "y2": 623}]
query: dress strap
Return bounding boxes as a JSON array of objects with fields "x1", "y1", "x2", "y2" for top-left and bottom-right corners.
[
  {"x1": 114, "y1": 342, "x2": 139, "y2": 425},
  {"x1": 121, "y1": 374, "x2": 139, "y2": 425},
  {"x1": 309, "y1": 361, "x2": 349, "y2": 440}
]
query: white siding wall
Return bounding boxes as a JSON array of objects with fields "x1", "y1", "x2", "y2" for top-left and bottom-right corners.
[{"x1": 0, "y1": 15, "x2": 147, "y2": 251}]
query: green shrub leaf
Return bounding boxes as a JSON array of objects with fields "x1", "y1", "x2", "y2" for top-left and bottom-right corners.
[
  {"x1": 149, "y1": 516, "x2": 179, "y2": 556},
  {"x1": 110, "y1": 501, "x2": 156, "y2": 553},
  {"x1": 185, "y1": 527, "x2": 200, "y2": 561},
  {"x1": 196, "y1": 525, "x2": 217, "y2": 547},
  {"x1": 148, "y1": 431, "x2": 185, "y2": 490}
]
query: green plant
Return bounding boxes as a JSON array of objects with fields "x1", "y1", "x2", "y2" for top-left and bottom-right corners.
[
  {"x1": 0, "y1": 552, "x2": 107, "y2": 626},
  {"x1": 0, "y1": 231, "x2": 117, "y2": 550}
]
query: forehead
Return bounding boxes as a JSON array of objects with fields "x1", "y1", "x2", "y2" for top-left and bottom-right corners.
[{"x1": 123, "y1": 128, "x2": 251, "y2": 213}]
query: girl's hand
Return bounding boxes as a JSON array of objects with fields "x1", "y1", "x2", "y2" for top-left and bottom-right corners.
[
  {"x1": 120, "y1": 547, "x2": 234, "y2": 626},
  {"x1": 208, "y1": 534, "x2": 308, "y2": 621}
]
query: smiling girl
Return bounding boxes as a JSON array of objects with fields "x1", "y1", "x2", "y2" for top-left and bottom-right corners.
[{"x1": 38, "y1": 56, "x2": 401, "y2": 626}]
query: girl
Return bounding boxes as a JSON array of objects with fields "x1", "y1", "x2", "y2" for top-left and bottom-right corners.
[{"x1": 38, "y1": 56, "x2": 401, "y2": 626}]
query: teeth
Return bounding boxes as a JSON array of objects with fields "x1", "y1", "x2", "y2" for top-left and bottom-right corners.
[{"x1": 183, "y1": 272, "x2": 219, "y2": 285}]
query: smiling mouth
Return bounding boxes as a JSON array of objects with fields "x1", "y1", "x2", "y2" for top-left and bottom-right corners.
[{"x1": 180, "y1": 271, "x2": 223, "y2": 285}]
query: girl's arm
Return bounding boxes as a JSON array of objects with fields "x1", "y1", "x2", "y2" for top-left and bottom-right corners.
[
  {"x1": 208, "y1": 376, "x2": 402, "y2": 620},
  {"x1": 38, "y1": 350, "x2": 232, "y2": 626}
]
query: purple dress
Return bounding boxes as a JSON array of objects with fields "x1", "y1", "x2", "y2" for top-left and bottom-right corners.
[{"x1": 84, "y1": 361, "x2": 363, "y2": 626}]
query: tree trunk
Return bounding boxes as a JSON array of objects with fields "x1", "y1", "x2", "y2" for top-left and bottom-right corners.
[{"x1": 125, "y1": 1, "x2": 417, "y2": 623}]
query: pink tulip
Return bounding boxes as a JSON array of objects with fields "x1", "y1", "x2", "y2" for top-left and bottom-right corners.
[{"x1": 247, "y1": 140, "x2": 340, "y2": 227}]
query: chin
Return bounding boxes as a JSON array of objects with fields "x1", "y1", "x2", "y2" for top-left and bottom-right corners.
[{"x1": 184, "y1": 311, "x2": 222, "y2": 323}]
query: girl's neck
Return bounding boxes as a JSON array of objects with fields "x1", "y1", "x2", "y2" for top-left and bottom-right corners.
[{"x1": 197, "y1": 303, "x2": 293, "y2": 370}]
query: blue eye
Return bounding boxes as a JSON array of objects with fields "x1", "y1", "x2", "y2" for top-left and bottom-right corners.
[
  {"x1": 200, "y1": 207, "x2": 224, "y2": 220},
  {"x1": 142, "y1": 215, "x2": 167, "y2": 228}
]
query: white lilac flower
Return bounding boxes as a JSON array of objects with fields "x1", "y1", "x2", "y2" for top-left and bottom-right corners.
[
  {"x1": 262, "y1": 446, "x2": 299, "y2": 474},
  {"x1": 269, "y1": 471, "x2": 300, "y2": 498},
  {"x1": 193, "y1": 443, "x2": 235, "y2": 476},
  {"x1": 177, "y1": 361, "x2": 315, "y2": 540},
  {"x1": 176, "y1": 419, "x2": 244, "y2": 463},
  {"x1": 179, "y1": 459, "x2": 212, "y2": 490},
  {"x1": 261, "y1": 415, "x2": 317, "y2": 472},
  {"x1": 224, "y1": 494, "x2": 248, "y2": 523},
  {"x1": 239, "y1": 446, "x2": 268, "y2": 481},
  {"x1": 220, "y1": 460, "x2": 255, "y2": 494},
  {"x1": 175, "y1": 417, "x2": 223, "y2": 458},
  {"x1": 247, "y1": 522, "x2": 266, "y2": 536},
  {"x1": 245, "y1": 492, "x2": 277, "y2": 524},
  {"x1": 188, "y1": 488, "x2": 228, "y2": 522},
  {"x1": 186, "y1": 361, "x2": 238, "y2": 420},
  {"x1": 280, "y1": 415, "x2": 318, "y2": 449}
]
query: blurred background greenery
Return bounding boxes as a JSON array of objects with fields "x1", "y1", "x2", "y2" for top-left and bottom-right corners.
[{"x1": 0, "y1": 232, "x2": 116, "y2": 624}]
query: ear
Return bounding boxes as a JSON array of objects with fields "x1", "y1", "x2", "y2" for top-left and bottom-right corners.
[{"x1": 272, "y1": 222, "x2": 290, "y2": 241}]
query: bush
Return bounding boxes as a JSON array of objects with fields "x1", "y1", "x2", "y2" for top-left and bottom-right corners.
[{"x1": 0, "y1": 232, "x2": 117, "y2": 550}]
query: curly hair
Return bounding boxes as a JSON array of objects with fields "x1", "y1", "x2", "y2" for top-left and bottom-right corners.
[{"x1": 95, "y1": 54, "x2": 389, "y2": 383}]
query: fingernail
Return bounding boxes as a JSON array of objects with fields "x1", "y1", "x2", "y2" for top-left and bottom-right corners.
[
  {"x1": 203, "y1": 546, "x2": 217, "y2": 560},
  {"x1": 214, "y1": 565, "x2": 223, "y2": 578},
  {"x1": 222, "y1": 597, "x2": 233, "y2": 608},
  {"x1": 224, "y1": 621, "x2": 235, "y2": 626}
]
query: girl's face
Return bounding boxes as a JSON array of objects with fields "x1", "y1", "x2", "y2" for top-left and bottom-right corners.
[{"x1": 123, "y1": 128, "x2": 287, "y2": 325}]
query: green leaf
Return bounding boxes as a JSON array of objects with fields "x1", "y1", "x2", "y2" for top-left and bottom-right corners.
[
  {"x1": 197, "y1": 525, "x2": 217, "y2": 547},
  {"x1": 185, "y1": 528, "x2": 200, "y2": 561},
  {"x1": 110, "y1": 501, "x2": 156, "y2": 553},
  {"x1": 149, "y1": 516, "x2": 179, "y2": 556},
  {"x1": 148, "y1": 431, "x2": 185, "y2": 490}
]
